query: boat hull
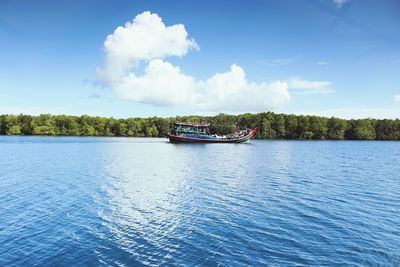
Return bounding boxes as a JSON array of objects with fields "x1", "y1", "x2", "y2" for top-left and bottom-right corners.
[{"x1": 164, "y1": 128, "x2": 257, "y2": 143}]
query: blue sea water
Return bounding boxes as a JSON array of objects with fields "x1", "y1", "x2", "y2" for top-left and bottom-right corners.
[{"x1": 0, "y1": 136, "x2": 399, "y2": 266}]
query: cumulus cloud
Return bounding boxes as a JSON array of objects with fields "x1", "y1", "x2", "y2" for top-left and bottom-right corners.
[
  {"x1": 394, "y1": 95, "x2": 400, "y2": 103},
  {"x1": 97, "y1": 11, "x2": 198, "y2": 84},
  {"x1": 115, "y1": 59, "x2": 197, "y2": 107},
  {"x1": 97, "y1": 11, "x2": 329, "y2": 112},
  {"x1": 197, "y1": 65, "x2": 290, "y2": 111},
  {"x1": 114, "y1": 59, "x2": 290, "y2": 111}
]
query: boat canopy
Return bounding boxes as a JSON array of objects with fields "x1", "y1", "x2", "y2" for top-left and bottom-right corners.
[
  {"x1": 174, "y1": 122, "x2": 210, "y2": 127},
  {"x1": 173, "y1": 122, "x2": 210, "y2": 135}
]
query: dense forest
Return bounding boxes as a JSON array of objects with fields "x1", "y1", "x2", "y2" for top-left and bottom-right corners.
[{"x1": 0, "y1": 112, "x2": 400, "y2": 140}]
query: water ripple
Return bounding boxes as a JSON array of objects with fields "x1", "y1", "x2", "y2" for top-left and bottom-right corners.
[{"x1": 0, "y1": 137, "x2": 399, "y2": 266}]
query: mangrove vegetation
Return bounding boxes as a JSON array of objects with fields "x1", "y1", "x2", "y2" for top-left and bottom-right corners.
[{"x1": 1, "y1": 112, "x2": 400, "y2": 140}]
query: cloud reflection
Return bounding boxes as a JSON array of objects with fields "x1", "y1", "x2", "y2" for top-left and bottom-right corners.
[{"x1": 98, "y1": 142, "x2": 192, "y2": 262}]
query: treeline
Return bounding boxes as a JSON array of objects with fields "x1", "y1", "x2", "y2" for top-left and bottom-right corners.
[{"x1": 0, "y1": 112, "x2": 400, "y2": 140}]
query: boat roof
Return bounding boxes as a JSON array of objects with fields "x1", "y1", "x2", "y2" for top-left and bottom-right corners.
[{"x1": 174, "y1": 122, "x2": 210, "y2": 127}]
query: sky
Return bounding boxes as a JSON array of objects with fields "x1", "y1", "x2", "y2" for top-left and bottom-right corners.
[{"x1": 0, "y1": 0, "x2": 399, "y2": 119}]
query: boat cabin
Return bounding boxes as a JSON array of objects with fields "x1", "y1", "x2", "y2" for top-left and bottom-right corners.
[{"x1": 173, "y1": 122, "x2": 210, "y2": 136}]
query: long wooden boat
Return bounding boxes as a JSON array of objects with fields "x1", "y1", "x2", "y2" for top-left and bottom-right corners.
[{"x1": 164, "y1": 122, "x2": 257, "y2": 143}]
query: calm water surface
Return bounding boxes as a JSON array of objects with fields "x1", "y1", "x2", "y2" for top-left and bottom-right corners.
[{"x1": 0, "y1": 137, "x2": 399, "y2": 266}]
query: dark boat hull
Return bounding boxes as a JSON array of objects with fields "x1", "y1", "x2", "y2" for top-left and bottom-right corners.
[{"x1": 164, "y1": 128, "x2": 257, "y2": 143}]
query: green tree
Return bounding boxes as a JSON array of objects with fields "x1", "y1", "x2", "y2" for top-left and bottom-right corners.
[
  {"x1": 8, "y1": 125, "x2": 21, "y2": 135},
  {"x1": 146, "y1": 125, "x2": 159, "y2": 137},
  {"x1": 0, "y1": 114, "x2": 19, "y2": 135},
  {"x1": 273, "y1": 114, "x2": 286, "y2": 139},
  {"x1": 309, "y1": 116, "x2": 328, "y2": 139},
  {"x1": 285, "y1": 115, "x2": 298, "y2": 139},
  {"x1": 302, "y1": 131, "x2": 314, "y2": 140},
  {"x1": 0, "y1": 112, "x2": 399, "y2": 140},
  {"x1": 296, "y1": 115, "x2": 310, "y2": 139},
  {"x1": 19, "y1": 114, "x2": 33, "y2": 135},
  {"x1": 327, "y1": 117, "x2": 347, "y2": 140},
  {"x1": 126, "y1": 118, "x2": 144, "y2": 136},
  {"x1": 260, "y1": 118, "x2": 276, "y2": 139},
  {"x1": 31, "y1": 114, "x2": 56, "y2": 135},
  {"x1": 347, "y1": 119, "x2": 376, "y2": 140},
  {"x1": 375, "y1": 119, "x2": 397, "y2": 140}
]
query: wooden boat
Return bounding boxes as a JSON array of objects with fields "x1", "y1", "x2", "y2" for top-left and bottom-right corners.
[{"x1": 164, "y1": 122, "x2": 257, "y2": 143}]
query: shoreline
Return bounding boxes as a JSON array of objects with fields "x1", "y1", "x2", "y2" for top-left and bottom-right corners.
[
  {"x1": 1, "y1": 135, "x2": 398, "y2": 141},
  {"x1": 1, "y1": 112, "x2": 399, "y2": 141}
]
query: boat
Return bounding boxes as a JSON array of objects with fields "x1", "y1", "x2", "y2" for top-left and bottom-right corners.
[{"x1": 164, "y1": 122, "x2": 257, "y2": 143}]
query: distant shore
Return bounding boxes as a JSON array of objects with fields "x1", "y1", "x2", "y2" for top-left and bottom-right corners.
[{"x1": 1, "y1": 112, "x2": 399, "y2": 140}]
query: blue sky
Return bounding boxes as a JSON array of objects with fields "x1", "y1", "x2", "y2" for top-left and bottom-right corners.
[{"x1": 0, "y1": 0, "x2": 399, "y2": 118}]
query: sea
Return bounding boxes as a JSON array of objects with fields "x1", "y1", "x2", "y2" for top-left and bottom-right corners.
[{"x1": 0, "y1": 136, "x2": 399, "y2": 266}]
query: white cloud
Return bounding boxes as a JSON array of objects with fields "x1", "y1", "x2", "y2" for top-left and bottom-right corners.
[
  {"x1": 115, "y1": 59, "x2": 197, "y2": 107},
  {"x1": 114, "y1": 59, "x2": 290, "y2": 111},
  {"x1": 394, "y1": 95, "x2": 400, "y2": 103},
  {"x1": 287, "y1": 78, "x2": 333, "y2": 94},
  {"x1": 197, "y1": 65, "x2": 290, "y2": 111},
  {"x1": 97, "y1": 11, "x2": 328, "y2": 112},
  {"x1": 317, "y1": 61, "x2": 328, "y2": 65},
  {"x1": 333, "y1": 0, "x2": 348, "y2": 8},
  {"x1": 97, "y1": 11, "x2": 198, "y2": 85}
]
